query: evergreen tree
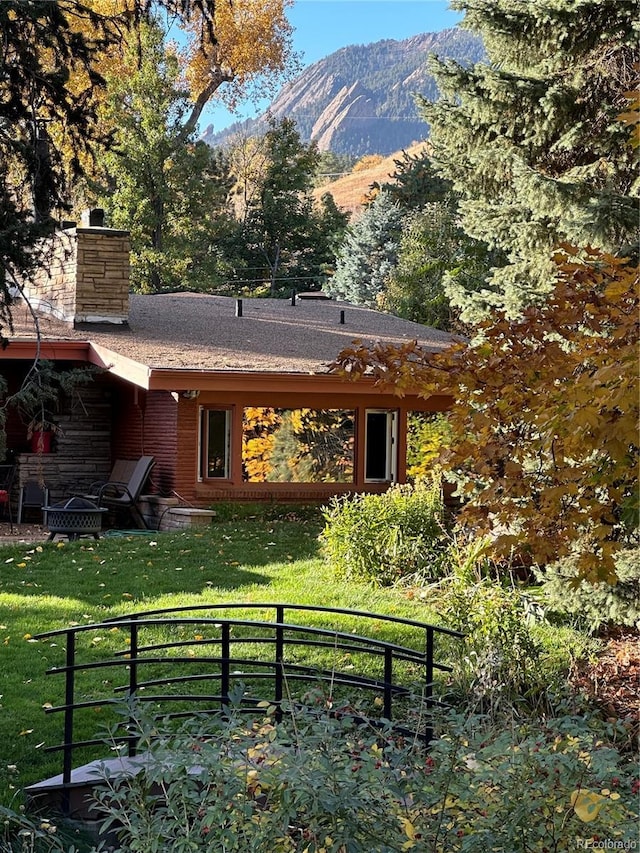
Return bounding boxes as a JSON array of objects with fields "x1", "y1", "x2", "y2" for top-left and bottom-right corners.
[
  {"x1": 420, "y1": 0, "x2": 638, "y2": 321},
  {"x1": 326, "y1": 191, "x2": 403, "y2": 307},
  {"x1": 377, "y1": 148, "x2": 451, "y2": 211},
  {"x1": 376, "y1": 149, "x2": 501, "y2": 330},
  {"x1": 382, "y1": 198, "x2": 501, "y2": 331},
  {"x1": 242, "y1": 117, "x2": 348, "y2": 296},
  {"x1": 97, "y1": 20, "x2": 241, "y2": 292}
]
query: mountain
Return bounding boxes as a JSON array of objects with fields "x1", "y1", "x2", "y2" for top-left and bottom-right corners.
[{"x1": 201, "y1": 28, "x2": 484, "y2": 157}]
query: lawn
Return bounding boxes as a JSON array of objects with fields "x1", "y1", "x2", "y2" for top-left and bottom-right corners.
[{"x1": 0, "y1": 509, "x2": 452, "y2": 806}]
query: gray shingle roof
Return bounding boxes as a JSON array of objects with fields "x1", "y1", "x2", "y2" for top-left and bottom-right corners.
[{"x1": 9, "y1": 293, "x2": 452, "y2": 374}]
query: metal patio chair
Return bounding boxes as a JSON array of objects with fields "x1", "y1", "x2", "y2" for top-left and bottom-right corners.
[
  {"x1": 88, "y1": 456, "x2": 155, "y2": 529},
  {"x1": 18, "y1": 480, "x2": 49, "y2": 525}
]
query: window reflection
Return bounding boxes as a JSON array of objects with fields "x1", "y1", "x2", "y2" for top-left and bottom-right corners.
[{"x1": 242, "y1": 407, "x2": 355, "y2": 483}]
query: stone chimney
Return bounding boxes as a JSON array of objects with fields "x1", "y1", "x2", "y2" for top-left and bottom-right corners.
[{"x1": 21, "y1": 209, "x2": 130, "y2": 327}]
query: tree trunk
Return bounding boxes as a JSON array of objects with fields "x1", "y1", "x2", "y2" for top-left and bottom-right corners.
[{"x1": 177, "y1": 71, "x2": 233, "y2": 144}]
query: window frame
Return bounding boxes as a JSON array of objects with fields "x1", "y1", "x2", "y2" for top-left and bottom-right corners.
[
  {"x1": 364, "y1": 409, "x2": 398, "y2": 483},
  {"x1": 198, "y1": 406, "x2": 232, "y2": 481}
]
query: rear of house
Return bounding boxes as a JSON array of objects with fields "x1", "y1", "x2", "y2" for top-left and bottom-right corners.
[{"x1": 1, "y1": 215, "x2": 453, "y2": 525}]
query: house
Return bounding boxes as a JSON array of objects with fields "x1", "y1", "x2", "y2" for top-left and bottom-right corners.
[{"x1": 0, "y1": 215, "x2": 453, "y2": 528}]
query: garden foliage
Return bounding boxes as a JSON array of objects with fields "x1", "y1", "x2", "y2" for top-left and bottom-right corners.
[
  {"x1": 320, "y1": 478, "x2": 448, "y2": 585},
  {"x1": 434, "y1": 540, "x2": 543, "y2": 715},
  {"x1": 333, "y1": 249, "x2": 639, "y2": 583},
  {"x1": 540, "y1": 547, "x2": 640, "y2": 632},
  {"x1": 82, "y1": 701, "x2": 640, "y2": 852},
  {"x1": 0, "y1": 802, "x2": 81, "y2": 852},
  {"x1": 406, "y1": 413, "x2": 452, "y2": 481}
]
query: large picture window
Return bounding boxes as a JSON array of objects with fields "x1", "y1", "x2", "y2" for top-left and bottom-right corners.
[
  {"x1": 200, "y1": 408, "x2": 231, "y2": 479},
  {"x1": 242, "y1": 407, "x2": 355, "y2": 483}
]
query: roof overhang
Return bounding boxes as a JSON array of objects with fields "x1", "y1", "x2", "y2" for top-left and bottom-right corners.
[
  {"x1": 0, "y1": 340, "x2": 92, "y2": 361},
  {"x1": 0, "y1": 339, "x2": 450, "y2": 406},
  {"x1": 87, "y1": 343, "x2": 372, "y2": 393}
]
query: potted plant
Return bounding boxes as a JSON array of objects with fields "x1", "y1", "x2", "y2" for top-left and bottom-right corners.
[{"x1": 26, "y1": 418, "x2": 62, "y2": 454}]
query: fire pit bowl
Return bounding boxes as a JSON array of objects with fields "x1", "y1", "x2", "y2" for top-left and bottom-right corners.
[{"x1": 44, "y1": 497, "x2": 107, "y2": 541}]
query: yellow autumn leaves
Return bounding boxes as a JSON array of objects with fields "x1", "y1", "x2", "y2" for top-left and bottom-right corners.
[
  {"x1": 571, "y1": 788, "x2": 622, "y2": 822},
  {"x1": 334, "y1": 249, "x2": 639, "y2": 583}
]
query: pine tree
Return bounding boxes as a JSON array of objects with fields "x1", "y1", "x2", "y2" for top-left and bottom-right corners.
[
  {"x1": 326, "y1": 191, "x2": 403, "y2": 307},
  {"x1": 420, "y1": 0, "x2": 638, "y2": 321},
  {"x1": 381, "y1": 199, "x2": 501, "y2": 331},
  {"x1": 242, "y1": 117, "x2": 348, "y2": 296},
  {"x1": 377, "y1": 150, "x2": 502, "y2": 330},
  {"x1": 378, "y1": 148, "x2": 451, "y2": 211}
]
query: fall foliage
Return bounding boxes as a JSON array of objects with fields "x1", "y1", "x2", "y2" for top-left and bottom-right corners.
[
  {"x1": 242, "y1": 407, "x2": 355, "y2": 483},
  {"x1": 333, "y1": 248, "x2": 639, "y2": 582},
  {"x1": 182, "y1": 0, "x2": 296, "y2": 137}
]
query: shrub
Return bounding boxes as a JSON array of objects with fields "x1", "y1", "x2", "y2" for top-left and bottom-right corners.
[
  {"x1": 432, "y1": 538, "x2": 545, "y2": 715},
  {"x1": 0, "y1": 802, "x2": 81, "y2": 852},
  {"x1": 406, "y1": 413, "x2": 452, "y2": 481},
  {"x1": 320, "y1": 477, "x2": 449, "y2": 585},
  {"x1": 438, "y1": 577, "x2": 544, "y2": 715},
  {"x1": 90, "y1": 701, "x2": 638, "y2": 853},
  {"x1": 539, "y1": 547, "x2": 640, "y2": 631}
]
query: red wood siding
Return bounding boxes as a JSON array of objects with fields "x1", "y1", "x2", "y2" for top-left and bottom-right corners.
[
  {"x1": 111, "y1": 380, "x2": 144, "y2": 460},
  {"x1": 111, "y1": 383, "x2": 178, "y2": 496},
  {"x1": 175, "y1": 396, "x2": 200, "y2": 499},
  {"x1": 143, "y1": 391, "x2": 178, "y2": 496}
]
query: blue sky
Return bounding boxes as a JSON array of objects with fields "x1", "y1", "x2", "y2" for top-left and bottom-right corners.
[{"x1": 198, "y1": 0, "x2": 462, "y2": 133}]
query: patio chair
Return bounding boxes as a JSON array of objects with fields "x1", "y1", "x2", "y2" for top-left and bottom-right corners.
[
  {"x1": 89, "y1": 455, "x2": 155, "y2": 529},
  {"x1": 0, "y1": 465, "x2": 15, "y2": 531},
  {"x1": 83, "y1": 459, "x2": 139, "y2": 500},
  {"x1": 18, "y1": 480, "x2": 49, "y2": 524}
]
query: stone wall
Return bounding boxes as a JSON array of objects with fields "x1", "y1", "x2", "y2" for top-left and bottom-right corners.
[
  {"x1": 21, "y1": 226, "x2": 130, "y2": 326},
  {"x1": 16, "y1": 384, "x2": 113, "y2": 508},
  {"x1": 137, "y1": 495, "x2": 217, "y2": 532}
]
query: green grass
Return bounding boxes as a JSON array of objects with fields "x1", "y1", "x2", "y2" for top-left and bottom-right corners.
[{"x1": 0, "y1": 512, "x2": 451, "y2": 805}]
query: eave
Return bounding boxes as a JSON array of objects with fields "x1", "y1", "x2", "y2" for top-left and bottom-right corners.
[
  {"x1": 0, "y1": 340, "x2": 92, "y2": 361},
  {"x1": 1, "y1": 339, "x2": 451, "y2": 408}
]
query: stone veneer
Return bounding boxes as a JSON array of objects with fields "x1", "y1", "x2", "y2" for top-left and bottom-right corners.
[
  {"x1": 21, "y1": 226, "x2": 130, "y2": 326},
  {"x1": 15, "y1": 384, "x2": 113, "y2": 509}
]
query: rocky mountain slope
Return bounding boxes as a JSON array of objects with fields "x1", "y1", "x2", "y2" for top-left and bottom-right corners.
[{"x1": 202, "y1": 28, "x2": 483, "y2": 157}]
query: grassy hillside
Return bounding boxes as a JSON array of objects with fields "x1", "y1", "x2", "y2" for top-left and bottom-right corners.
[{"x1": 314, "y1": 143, "x2": 429, "y2": 218}]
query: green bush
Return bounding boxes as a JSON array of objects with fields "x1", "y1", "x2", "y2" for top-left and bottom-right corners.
[
  {"x1": 539, "y1": 547, "x2": 640, "y2": 631},
  {"x1": 320, "y1": 478, "x2": 449, "y2": 585},
  {"x1": 89, "y1": 701, "x2": 639, "y2": 853},
  {"x1": 430, "y1": 538, "x2": 546, "y2": 715},
  {"x1": 0, "y1": 802, "x2": 82, "y2": 852},
  {"x1": 438, "y1": 577, "x2": 544, "y2": 715}
]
